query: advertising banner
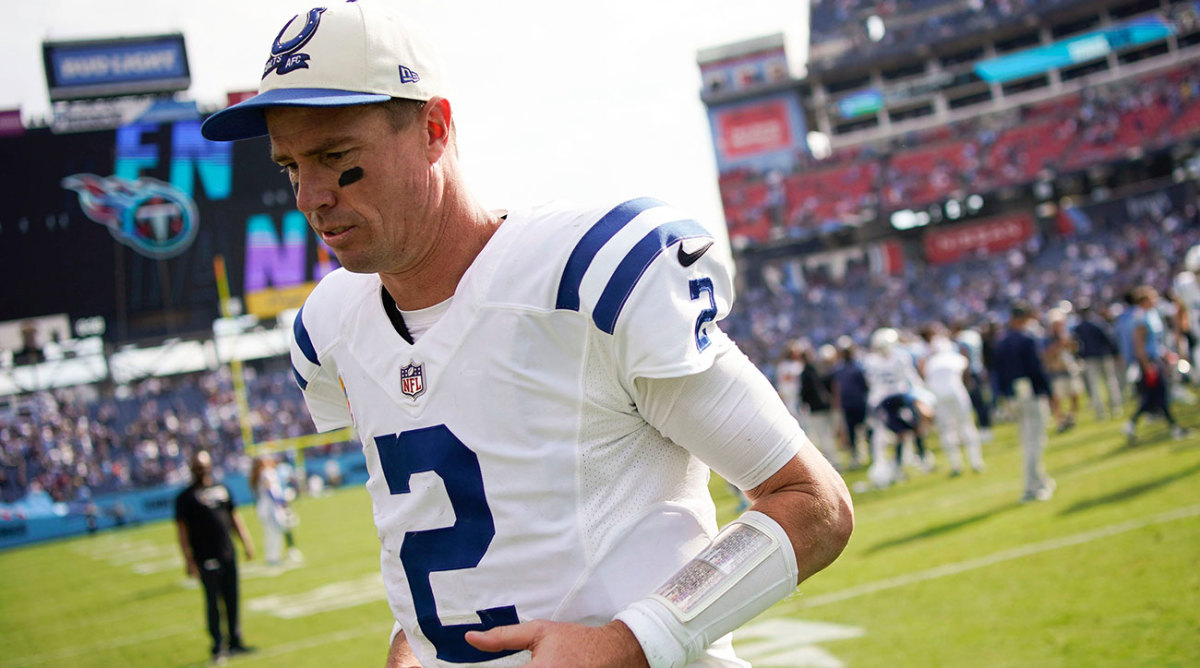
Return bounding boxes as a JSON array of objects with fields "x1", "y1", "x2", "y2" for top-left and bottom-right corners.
[
  {"x1": 923, "y1": 213, "x2": 1034, "y2": 264},
  {"x1": 975, "y1": 15, "x2": 1175, "y2": 84},
  {"x1": 708, "y1": 92, "x2": 807, "y2": 173},
  {"x1": 43, "y1": 34, "x2": 191, "y2": 101}
]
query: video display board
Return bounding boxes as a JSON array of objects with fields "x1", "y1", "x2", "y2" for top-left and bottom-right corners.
[{"x1": 0, "y1": 118, "x2": 335, "y2": 342}]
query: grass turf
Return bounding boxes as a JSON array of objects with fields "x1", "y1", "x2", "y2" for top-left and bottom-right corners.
[{"x1": 2, "y1": 400, "x2": 1197, "y2": 667}]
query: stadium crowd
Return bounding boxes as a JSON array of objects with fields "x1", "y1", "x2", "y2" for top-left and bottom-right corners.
[
  {"x1": 0, "y1": 360, "x2": 345, "y2": 511},
  {"x1": 722, "y1": 61, "x2": 1200, "y2": 245},
  {"x1": 810, "y1": 0, "x2": 1126, "y2": 68},
  {"x1": 726, "y1": 186, "x2": 1200, "y2": 369}
]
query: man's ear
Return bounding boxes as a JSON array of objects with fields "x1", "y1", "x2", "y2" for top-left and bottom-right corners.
[{"x1": 425, "y1": 97, "x2": 452, "y2": 162}]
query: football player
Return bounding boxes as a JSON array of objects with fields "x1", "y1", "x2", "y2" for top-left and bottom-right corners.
[
  {"x1": 201, "y1": 2, "x2": 853, "y2": 667},
  {"x1": 1173, "y1": 244, "x2": 1200, "y2": 383},
  {"x1": 862, "y1": 327, "x2": 934, "y2": 487}
]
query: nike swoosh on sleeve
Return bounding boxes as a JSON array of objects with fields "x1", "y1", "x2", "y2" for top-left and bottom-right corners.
[{"x1": 677, "y1": 240, "x2": 714, "y2": 267}]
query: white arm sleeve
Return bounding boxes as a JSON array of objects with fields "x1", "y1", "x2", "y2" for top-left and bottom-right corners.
[
  {"x1": 622, "y1": 344, "x2": 817, "y2": 667},
  {"x1": 614, "y1": 510, "x2": 799, "y2": 668},
  {"x1": 632, "y1": 343, "x2": 807, "y2": 491}
]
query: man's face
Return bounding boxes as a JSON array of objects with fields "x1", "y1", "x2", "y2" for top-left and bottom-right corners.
[{"x1": 266, "y1": 104, "x2": 437, "y2": 276}]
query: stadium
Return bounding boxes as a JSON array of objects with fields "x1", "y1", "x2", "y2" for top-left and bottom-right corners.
[{"x1": 2, "y1": 0, "x2": 1199, "y2": 666}]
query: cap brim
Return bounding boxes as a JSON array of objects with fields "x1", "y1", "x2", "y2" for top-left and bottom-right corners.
[{"x1": 200, "y1": 88, "x2": 391, "y2": 141}]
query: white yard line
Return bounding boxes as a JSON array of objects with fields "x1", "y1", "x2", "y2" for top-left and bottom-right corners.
[
  {"x1": 233, "y1": 627, "x2": 382, "y2": 664},
  {"x1": 801, "y1": 503, "x2": 1200, "y2": 608},
  {"x1": 6, "y1": 624, "x2": 196, "y2": 667}
]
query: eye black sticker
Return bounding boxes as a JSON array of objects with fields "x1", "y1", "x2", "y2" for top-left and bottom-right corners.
[{"x1": 338, "y1": 166, "x2": 364, "y2": 187}]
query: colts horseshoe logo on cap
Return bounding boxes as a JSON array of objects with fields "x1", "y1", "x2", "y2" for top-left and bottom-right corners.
[{"x1": 262, "y1": 7, "x2": 327, "y2": 79}]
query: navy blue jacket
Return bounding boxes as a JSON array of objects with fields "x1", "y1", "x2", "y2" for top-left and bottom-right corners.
[
  {"x1": 1073, "y1": 318, "x2": 1117, "y2": 359},
  {"x1": 994, "y1": 327, "x2": 1051, "y2": 398},
  {"x1": 832, "y1": 360, "x2": 869, "y2": 410}
]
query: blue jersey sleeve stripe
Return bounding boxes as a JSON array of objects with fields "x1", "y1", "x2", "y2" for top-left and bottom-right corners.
[
  {"x1": 293, "y1": 304, "x2": 320, "y2": 367},
  {"x1": 555, "y1": 197, "x2": 667, "y2": 311},
  {"x1": 593, "y1": 219, "x2": 711, "y2": 335},
  {"x1": 292, "y1": 364, "x2": 309, "y2": 390}
]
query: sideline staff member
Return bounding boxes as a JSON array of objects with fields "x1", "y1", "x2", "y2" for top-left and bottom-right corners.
[
  {"x1": 201, "y1": 2, "x2": 854, "y2": 666},
  {"x1": 994, "y1": 302, "x2": 1057, "y2": 502},
  {"x1": 175, "y1": 451, "x2": 256, "y2": 663}
]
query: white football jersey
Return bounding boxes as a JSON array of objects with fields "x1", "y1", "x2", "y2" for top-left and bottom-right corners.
[
  {"x1": 863, "y1": 349, "x2": 924, "y2": 408},
  {"x1": 290, "y1": 198, "x2": 786, "y2": 667},
  {"x1": 1174, "y1": 271, "x2": 1200, "y2": 336},
  {"x1": 774, "y1": 358, "x2": 802, "y2": 416},
  {"x1": 922, "y1": 349, "x2": 970, "y2": 400}
]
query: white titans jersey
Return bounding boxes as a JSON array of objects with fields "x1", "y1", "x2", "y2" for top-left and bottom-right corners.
[
  {"x1": 922, "y1": 349, "x2": 969, "y2": 400},
  {"x1": 863, "y1": 349, "x2": 923, "y2": 408},
  {"x1": 1174, "y1": 271, "x2": 1200, "y2": 336},
  {"x1": 774, "y1": 358, "x2": 802, "y2": 416},
  {"x1": 291, "y1": 198, "x2": 766, "y2": 667}
]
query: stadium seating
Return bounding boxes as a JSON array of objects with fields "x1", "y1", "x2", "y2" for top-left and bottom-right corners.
[{"x1": 720, "y1": 62, "x2": 1200, "y2": 247}]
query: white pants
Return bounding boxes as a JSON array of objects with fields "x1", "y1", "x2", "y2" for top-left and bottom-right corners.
[
  {"x1": 1082, "y1": 356, "x2": 1123, "y2": 419},
  {"x1": 867, "y1": 416, "x2": 895, "y2": 486},
  {"x1": 801, "y1": 409, "x2": 840, "y2": 466},
  {"x1": 256, "y1": 499, "x2": 286, "y2": 565},
  {"x1": 1012, "y1": 392, "x2": 1052, "y2": 497},
  {"x1": 933, "y1": 388, "x2": 983, "y2": 472}
]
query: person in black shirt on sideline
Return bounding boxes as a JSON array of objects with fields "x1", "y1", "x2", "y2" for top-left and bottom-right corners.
[{"x1": 175, "y1": 451, "x2": 256, "y2": 664}]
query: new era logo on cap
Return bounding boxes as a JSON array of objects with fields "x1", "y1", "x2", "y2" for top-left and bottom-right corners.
[{"x1": 399, "y1": 66, "x2": 421, "y2": 84}]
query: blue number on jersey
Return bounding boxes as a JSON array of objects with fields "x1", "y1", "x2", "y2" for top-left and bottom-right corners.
[
  {"x1": 375, "y1": 425, "x2": 520, "y2": 663},
  {"x1": 690, "y1": 277, "x2": 717, "y2": 352}
]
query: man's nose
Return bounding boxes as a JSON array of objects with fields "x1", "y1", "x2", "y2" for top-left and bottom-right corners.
[{"x1": 293, "y1": 167, "x2": 336, "y2": 213}]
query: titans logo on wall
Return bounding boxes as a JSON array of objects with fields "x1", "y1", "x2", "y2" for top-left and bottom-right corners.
[
  {"x1": 62, "y1": 174, "x2": 199, "y2": 260},
  {"x1": 263, "y1": 7, "x2": 327, "y2": 78}
]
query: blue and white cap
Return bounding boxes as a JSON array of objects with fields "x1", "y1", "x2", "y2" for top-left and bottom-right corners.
[{"x1": 201, "y1": 0, "x2": 443, "y2": 141}]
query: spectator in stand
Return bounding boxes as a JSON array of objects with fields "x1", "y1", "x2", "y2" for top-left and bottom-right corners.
[
  {"x1": 1073, "y1": 302, "x2": 1125, "y2": 420},
  {"x1": 1124, "y1": 285, "x2": 1192, "y2": 443}
]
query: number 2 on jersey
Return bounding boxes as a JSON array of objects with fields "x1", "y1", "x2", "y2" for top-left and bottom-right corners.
[
  {"x1": 690, "y1": 276, "x2": 717, "y2": 352},
  {"x1": 375, "y1": 425, "x2": 520, "y2": 663}
]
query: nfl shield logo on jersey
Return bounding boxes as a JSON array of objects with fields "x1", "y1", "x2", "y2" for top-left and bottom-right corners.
[{"x1": 400, "y1": 361, "x2": 426, "y2": 399}]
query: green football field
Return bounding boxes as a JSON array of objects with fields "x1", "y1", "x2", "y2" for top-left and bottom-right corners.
[{"x1": 2, "y1": 401, "x2": 1198, "y2": 668}]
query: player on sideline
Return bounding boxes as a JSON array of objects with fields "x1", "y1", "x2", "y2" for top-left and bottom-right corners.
[
  {"x1": 1174, "y1": 245, "x2": 1200, "y2": 384},
  {"x1": 200, "y1": 2, "x2": 853, "y2": 667},
  {"x1": 862, "y1": 327, "x2": 933, "y2": 488}
]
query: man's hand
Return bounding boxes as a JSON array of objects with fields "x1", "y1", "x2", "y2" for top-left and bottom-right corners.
[
  {"x1": 465, "y1": 620, "x2": 649, "y2": 668},
  {"x1": 184, "y1": 560, "x2": 198, "y2": 578}
]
